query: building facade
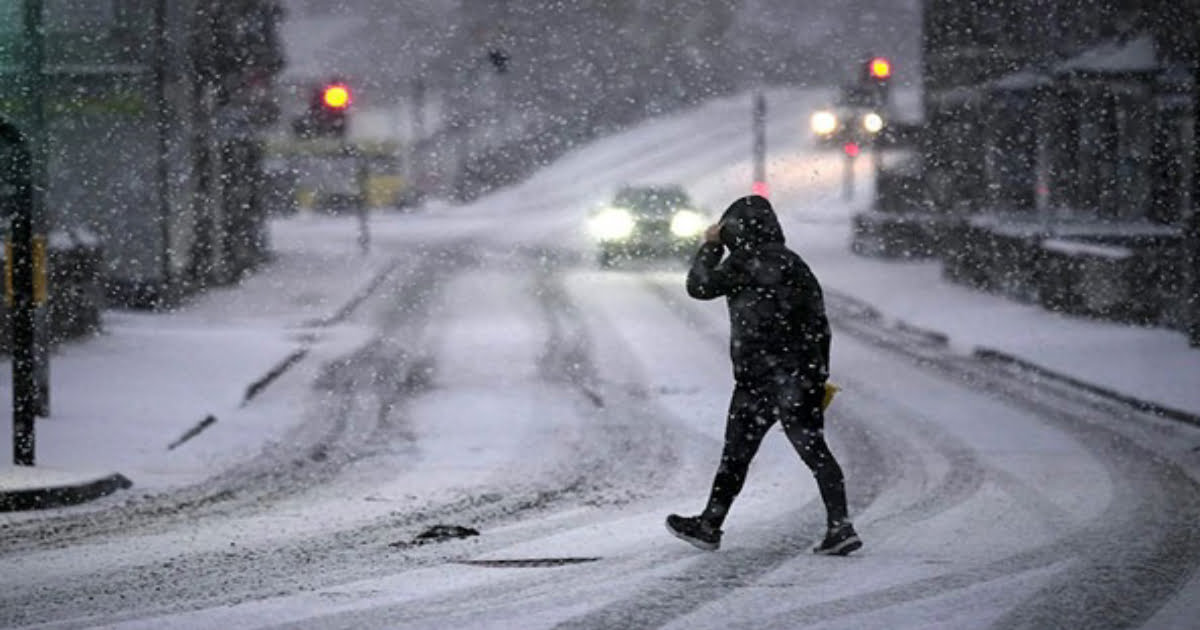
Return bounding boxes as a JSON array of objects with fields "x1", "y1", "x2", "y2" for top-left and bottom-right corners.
[
  {"x1": 865, "y1": 0, "x2": 1199, "y2": 342},
  {"x1": 0, "y1": 0, "x2": 283, "y2": 314}
]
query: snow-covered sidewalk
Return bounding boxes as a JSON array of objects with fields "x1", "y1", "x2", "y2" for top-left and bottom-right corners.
[
  {"x1": 785, "y1": 213, "x2": 1200, "y2": 423},
  {"x1": 0, "y1": 215, "x2": 394, "y2": 509}
]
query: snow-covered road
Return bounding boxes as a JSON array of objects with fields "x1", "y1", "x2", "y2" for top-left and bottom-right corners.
[{"x1": 2, "y1": 89, "x2": 1200, "y2": 629}]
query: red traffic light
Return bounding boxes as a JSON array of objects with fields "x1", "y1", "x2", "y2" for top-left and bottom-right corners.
[
  {"x1": 843, "y1": 142, "x2": 861, "y2": 157},
  {"x1": 322, "y1": 83, "x2": 351, "y2": 110},
  {"x1": 867, "y1": 57, "x2": 892, "y2": 80}
]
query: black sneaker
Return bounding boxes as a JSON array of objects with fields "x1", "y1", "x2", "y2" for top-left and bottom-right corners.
[
  {"x1": 665, "y1": 514, "x2": 722, "y2": 551},
  {"x1": 812, "y1": 522, "x2": 862, "y2": 556}
]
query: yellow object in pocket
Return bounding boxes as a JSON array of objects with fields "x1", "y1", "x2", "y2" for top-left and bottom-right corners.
[{"x1": 822, "y1": 382, "x2": 840, "y2": 411}]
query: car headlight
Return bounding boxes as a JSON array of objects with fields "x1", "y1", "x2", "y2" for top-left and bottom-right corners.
[
  {"x1": 589, "y1": 207, "x2": 635, "y2": 241},
  {"x1": 670, "y1": 210, "x2": 706, "y2": 238},
  {"x1": 862, "y1": 112, "x2": 884, "y2": 134},
  {"x1": 810, "y1": 110, "x2": 838, "y2": 136}
]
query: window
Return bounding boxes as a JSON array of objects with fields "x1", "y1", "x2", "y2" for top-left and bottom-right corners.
[
  {"x1": 44, "y1": 0, "x2": 115, "y2": 32},
  {"x1": 0, "y1": 4, "x2": 22, "y2": 32}
]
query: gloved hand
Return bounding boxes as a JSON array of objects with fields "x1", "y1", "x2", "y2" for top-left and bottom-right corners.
[{"x1": 822, "y1": 382, "x2": 840, "y2": 411}]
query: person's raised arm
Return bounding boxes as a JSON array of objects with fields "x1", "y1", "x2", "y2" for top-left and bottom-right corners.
[{"x1": 687, "y1": 224, "x2": 743, "y2": 300}]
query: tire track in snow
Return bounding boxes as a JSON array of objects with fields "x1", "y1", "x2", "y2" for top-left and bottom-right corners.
[
  {"x1": 0, "y1": 242, "x2": 631, "y2": 628},
  {"x1": 547, "y1": 421, "x2": 887, "y2": 630},
  {"x1": 264, "y1": 263, "x2": 888, "y2": 630},
  {"x1": 531, "y1": 264, "x2": 687, "y2": 505},
  {"x1": 508, "y1": 276, "x2": 889, "y2": 630},
  {"x1": 828, "y1": 370, "x2": 1078, "y2": 537},
  {"x1": 0, "y1": 246, "x2": 464, "y2": 627},
  {"x1": 641, "y1": 276, "x2": 1004, "y2": 537},
  {"x1": 795, "y1": 293, "x2": 1200, "y2": 629},
  {"x1": 0, "y1": 246, "x2": 728, "y2": 629},
  {"x1": 548, "y1": 276, "x2": 1200, "y2": 630},
  {"x1": 271, "y1": 262, "x2": 761, "y2": 630},
  {"x1": 0, "y1": 252, "x2": 424, "y2": 554}
]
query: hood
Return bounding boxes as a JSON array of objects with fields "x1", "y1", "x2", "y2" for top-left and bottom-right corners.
[{"x1": 718, "y1": 195, "x2": 785, "y2": 251}]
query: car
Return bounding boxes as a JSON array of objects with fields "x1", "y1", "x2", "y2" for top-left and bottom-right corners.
[
  {"x1": 587, "y1": 184, "x2": 709, "y2": 267},
  {"x1": 809, "y1": 83, "x2": 887, "y2": 148},
  {"x1": 809, "y1": 103, "x2": 885, "y2": 148}
]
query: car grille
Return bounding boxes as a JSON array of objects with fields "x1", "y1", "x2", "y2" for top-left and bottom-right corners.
[{"x1": 636, "y1": 218, "x2": 672, "y2": 237}]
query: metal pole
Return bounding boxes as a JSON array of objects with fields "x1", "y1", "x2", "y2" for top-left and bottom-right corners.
[
  {"x1": 29, "y1": 0, "x2": 49, "y2": 419},
  {"x1": 408, "y1": 77, "x2": 425, "y2": 200},
  {"x1": 155, "y1": 0, "x2": 173, "y2": 299},
  {"x1": 752, "y1": 90, "x2": 767, "y2": 195},
  {"x1": 356, "y1": 148, "x2": 369, "y2": 255},
  {"x1": 1187, "y1": 56, "x2": 1200, "y2": 346},
  {"x1": 843, "y1": 150, "x2": 856, "y2": 201},
  {"x1": 452, "y1": 3, "x2": 473, "y2": 202},
  {"x1": 452, "y1": 80, "x2": 469, "y2": 202},
  {"x1": 870, "y1": 135, "x2": 882, "y2": 194},
  {"x1": 13, "y1": 0, "x2": 45, "y2": 465}
]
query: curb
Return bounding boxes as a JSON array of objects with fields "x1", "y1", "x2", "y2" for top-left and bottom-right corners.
[
  {"x1": 973, "y1": 347, "x2": 1200, "y2": 428},
  {"x1": 0, "y1": 259, "x2": 404, "y2": 512},
  {"x1": 233, "y1": 257, "x2": 402, "y2": 408},
  {"x1": 302, "y1": 256, "x2": 405, "y2": 328},
  {"x1": 800, "y1": 290, "x2": 1196, "y2": 429},
  {"x1": 242, "y1": 349, "x2": 309, "y2": 406},
  {"x1": 893, "y1": 319, "x2": 950, "y2": 346},
  {"x1": 0, "y1": 472, "x2": 133, "y2": 512}
]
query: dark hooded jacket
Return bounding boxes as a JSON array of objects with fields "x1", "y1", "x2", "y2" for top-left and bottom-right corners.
[{"x1": 686, "y1": 195, "x2": 831, "y2": 383}]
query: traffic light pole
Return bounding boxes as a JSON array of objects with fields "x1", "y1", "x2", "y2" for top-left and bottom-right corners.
[
  {"x1": 870, "y1": 135, "x2": 882, "y2": 186},
  {"x1": 13, "y1": 0, "x2": 46, "y2": 466},
  {"x1": 355, "y1": 148, "x2": 370, "y2": 255},
  {"x1": 865, "y1": 55, "x2": 890, "y2": 206},
  {"x1": 843, "y1": 149, "x2": 856, "y2": 201}
]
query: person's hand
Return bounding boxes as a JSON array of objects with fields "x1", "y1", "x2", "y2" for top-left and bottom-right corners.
[{"x1": 704, "y1": 223, "x2": 722, "y2": 243}]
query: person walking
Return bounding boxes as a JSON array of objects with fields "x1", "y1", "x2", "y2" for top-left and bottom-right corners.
[{"x1": 665, "y1": 194, "x2": 861, "y2": 556}]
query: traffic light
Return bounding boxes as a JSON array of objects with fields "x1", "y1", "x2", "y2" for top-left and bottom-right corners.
[
  {"x1": 862, "y1": 56, "x2": 892, "y2": 109},
  {"x1": 321, "y1": 83, "x2": 351, "y2": 110},
  {"x1": 867, "y1": 56, "x2": 892, "y2": 81},
  {"x1": 293, "y1": 80, "x2": 352, "y2": 138}
]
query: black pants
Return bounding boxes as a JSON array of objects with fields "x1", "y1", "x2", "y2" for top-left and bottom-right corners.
[{"x1": 701, "y1": 372, "x2": 849, "y2": 529}]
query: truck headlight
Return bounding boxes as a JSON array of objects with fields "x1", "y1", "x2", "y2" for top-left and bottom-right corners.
[
  {"x1": 589, "y1": 207, "x2": 635, "y2": 241},
  {"x1": 670, "y1": 210, "x2": 706, "y2": 238},
  {"x1": 810, "y1": 110, "x2": 838, "y2": 136}
]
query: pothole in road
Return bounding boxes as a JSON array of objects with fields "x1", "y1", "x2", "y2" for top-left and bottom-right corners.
[
  {"x1": 457, "y1": 557, "x2": 601, "y2": 568},
  {"x1": 391, "y1": 526, "x2": 601, "y2": 567},
  {"x1": 390, "y1": 524, "x2": 481, "y2": 548}
]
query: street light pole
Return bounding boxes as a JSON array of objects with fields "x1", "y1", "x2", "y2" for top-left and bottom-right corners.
[
  {"x1": 1188, "y1": 53, "x2": 1200, "y2": 347},
  {"x1": 752, "y1": 90, "x2": 768, "y2": 196}
]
